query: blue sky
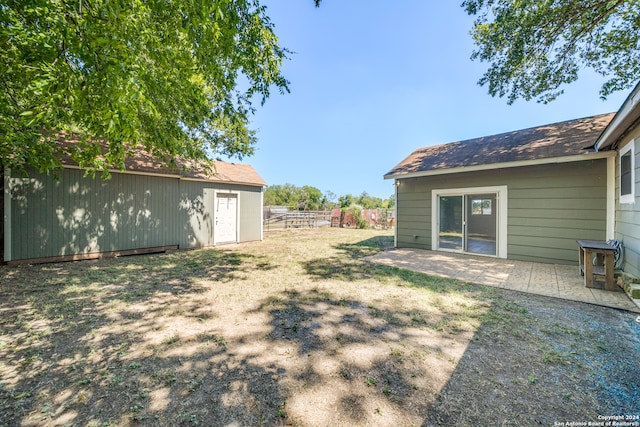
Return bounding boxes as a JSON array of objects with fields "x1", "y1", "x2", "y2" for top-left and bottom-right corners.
[{"x1": 241, "y1": 1, "x2": 629, "y2": 200}]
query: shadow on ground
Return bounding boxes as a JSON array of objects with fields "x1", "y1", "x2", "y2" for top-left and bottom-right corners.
[
  {"x1": 0, "y1": 248, "x2": 286, "y2": 426},
  {"x1": 421, "y1": 291, "x2": 640, "y2": 426},
  {"x1": 1, "y1": 232, "x2": 639, "y2": 426}
]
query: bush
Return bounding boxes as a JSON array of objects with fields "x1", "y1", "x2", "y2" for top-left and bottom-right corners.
[{"x1": 343, "y1": 205, "x2": 368, "y2": 229}]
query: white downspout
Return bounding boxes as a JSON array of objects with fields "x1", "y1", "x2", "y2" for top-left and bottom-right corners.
[
  {"x1": 260, "y1": 186, "x2": 264, "y2": 241},
  {"x1": 394, "y1": 179, "x2": 398, "y2": 248}
]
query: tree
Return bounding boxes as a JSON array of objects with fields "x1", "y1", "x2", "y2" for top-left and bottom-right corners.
[
  {"x1": 355, "y1": 191, "x2": 385, "y2": 209},
  {"x1": 381, "y1": 194, "x2": 395, "y2": 209},
  {"x1": 300, "y1": 185, "x2": 324, "y2": 210},
  {"x1": 265, "y1": 184, "x2": 393, "y2": 211},
  {"x1": 1, "y1": 0, "x2": 289, "y2": 175},
  {"x1": 264, "y1": 183, "x2": 299, "y2": 207},
  {"x1": 264, "y1": 183, "x2": 329, "y2": 210},
  {"x1": 463, "y1": 0, "x2": 640, "y2": 104},
  {"x1": 324, "y1": 190, "x2": 338, "y2": 207},
  {"x1": 338, "y1": 194, "x2": 353, "y2": 209}
]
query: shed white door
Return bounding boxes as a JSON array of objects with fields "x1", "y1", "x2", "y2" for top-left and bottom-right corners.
[{"x1": 215, "y1": 193, "x2": 238, "y2": 244}]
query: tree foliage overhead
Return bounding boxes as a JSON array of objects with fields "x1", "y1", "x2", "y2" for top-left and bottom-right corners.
[
  {"x1": 1, "y1": 0, "x2": 289, "y2": 174},
  {"x1": 463, "y1": 0, "x2": 640, "y2": 104}
]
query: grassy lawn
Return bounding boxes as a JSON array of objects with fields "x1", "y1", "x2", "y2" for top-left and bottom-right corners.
[{"x1": 1, "y1": 228, "x2": 639, "y2": 426}]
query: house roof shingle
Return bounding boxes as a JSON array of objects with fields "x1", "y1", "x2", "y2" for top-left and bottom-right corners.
[
  {"x1": 55, "y1": 133, "x2": 266, "y2": 186},
  {"x1": 385, "y1": 113, "x2": 615, "y2": 179}
]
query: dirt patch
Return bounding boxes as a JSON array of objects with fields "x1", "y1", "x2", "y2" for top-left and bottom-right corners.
[{"x1": 1, "y1": 228, "x2": 639, "y2": 426}]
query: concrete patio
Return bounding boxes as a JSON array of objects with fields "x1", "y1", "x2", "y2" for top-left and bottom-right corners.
[{"x1": 366, "y1": 248, "x2": 640, "y2": 313}]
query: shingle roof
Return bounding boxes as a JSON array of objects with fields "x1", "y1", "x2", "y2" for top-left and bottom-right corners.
[
  {"x1": 180, "y1": 160, "x2": 267, "y2": 186},
  {"x1": 55, "y1": 133, "x2": 266, "y2": 186},
  {"x1": 385, "y1": 113, "x2": 615, "y2": 179}
]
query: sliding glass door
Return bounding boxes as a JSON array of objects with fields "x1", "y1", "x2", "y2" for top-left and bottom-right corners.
[
  {"x1": 434, "y1": 187, "x2": 506, "y2": 258},
  {"x1": 438, "y1": 196, "x2": 463, "y2": 251},
  {"x1": 465, "y1": 194, "x2": 497, "y2": 256}
]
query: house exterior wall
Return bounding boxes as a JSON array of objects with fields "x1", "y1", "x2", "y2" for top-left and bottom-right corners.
[
  {"x1": 395, "y1": 159, "x2": 607, "y2": 265},
  {"x1": 4, "y1": 168, "x2": 263, "y2": 262},
  {"x1": 613, "y1": 126, "x2": 640, "y2": 277}
]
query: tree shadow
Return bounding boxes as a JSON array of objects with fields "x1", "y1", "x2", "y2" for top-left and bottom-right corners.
[
  {"x1": 0, "y1": 248, "x2": 280, "y2": 426},
  {"x1": 302, "y1": 237, "x2": 480, "y2": 296},
  {"x1": 3, "y1": 233, "x2": 637, "y2": 425},
  {"x1": 299, "y1": 236, "x2": 640, "y2": 424},
  {"x1": 248, "y1": 288, "x2": 464, "y2": 424},
  {"x1": 421, "y1": 292, "x2": 640, "y2": 426}
]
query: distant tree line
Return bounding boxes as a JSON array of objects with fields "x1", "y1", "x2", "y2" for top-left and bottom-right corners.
[{"x1": 264, "y1": 183, "x2": 394, "y2": 211}]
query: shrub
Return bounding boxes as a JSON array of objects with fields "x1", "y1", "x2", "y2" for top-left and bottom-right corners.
[{"x1": 343, "y1": 205, "x2": 368, "y2": 229}]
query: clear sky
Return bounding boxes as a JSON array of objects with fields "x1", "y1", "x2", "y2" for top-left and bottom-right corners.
[{"x1": 240, "y1": 1, "x2": 629, "y2": 200}]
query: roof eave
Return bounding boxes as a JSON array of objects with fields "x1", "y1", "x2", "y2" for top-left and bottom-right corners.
[
  {"x1": 61, "y1": 164, "x2": 181, "y2": 180},
  {"x1": 594, "y1": 81, "x2": 640, "y2": 151},
  {"x1": 384, "y1": 151, "x2": 615, "y2": 180},
  {"x1": 180, "y1": 176, "x2": 266, "y2": 187},
  {"x1": 61, "y1": 164, "x2": 266, "y2": 187}
]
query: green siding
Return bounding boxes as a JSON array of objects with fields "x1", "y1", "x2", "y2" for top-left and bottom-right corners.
[
  {"x1": 395, "y1": 159, "x2": 607, "y2": 265},
  {"x1": 7, "y1": 169, "x2": 263, "y2": 262},
  {"x1": 178, "y1": 180, "x2": 215, "y2": 248},
  {"x1": 177, "y1": 181, "x2": 263, "y2": 249},
  {"x1": 239, "y1": 188, "x2": 263, "y2": 242},
  {"x1": 614, "y1": 133, "x2": 640, "y2": 277},
  {"x1": 9, "y1": 170, "x2": 180, "y2": 260}
]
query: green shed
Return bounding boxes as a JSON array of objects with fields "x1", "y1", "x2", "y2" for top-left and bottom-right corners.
[
  {"x1": 385, "y1": 113, "x2": 616, "y2": 265},
  {"x1": 1, "y1": 137, "x2": 266, "y2": 264}
]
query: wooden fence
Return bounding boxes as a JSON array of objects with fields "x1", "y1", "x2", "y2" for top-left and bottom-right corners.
[
  {"x1": 263, "y1": 207, "x2": 394, "y2": 232},
  {"x1": 263, "y1": 210, "x2": 332, "y2": 232}
]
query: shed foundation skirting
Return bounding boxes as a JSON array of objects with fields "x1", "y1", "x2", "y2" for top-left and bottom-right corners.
[{"x1": 6, "y1": 245, "x2": 179, "y2": 266}]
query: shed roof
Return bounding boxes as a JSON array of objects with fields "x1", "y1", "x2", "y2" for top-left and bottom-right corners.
[
  {"x1": 55, "y1": 133, "x2": 266, "y2": 187},
  {"x1": 385, "y1": 113, "x2": 615, "y2": 180}
]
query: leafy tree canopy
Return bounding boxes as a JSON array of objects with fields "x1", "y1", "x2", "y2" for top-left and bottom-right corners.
[
  {"x1": 264, "y1": 184, "x2": 394, "y2": 211},
  {"x1": 463, "y1": 0, "x2": 640, "y2": 103},
  {"x1": 1, "y1": 0, "x2": 289, "y2": 175},
  {"x1": 340, "y1": 191, "x2": 395, "y2": 210},
  {"x1": 264, "y1": 184, "x2": 329, "y2": 210}
]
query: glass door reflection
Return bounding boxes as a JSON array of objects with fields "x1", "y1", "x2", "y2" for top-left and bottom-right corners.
[
  {"x1": 438, "y1": 196, "x2": 463, "y2": 251},
  {"x1": 465, "y1": 194, "x2": 497, "y2": 256}
]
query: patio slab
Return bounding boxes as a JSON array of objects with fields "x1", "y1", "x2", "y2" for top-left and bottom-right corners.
[{"x1": 365, "y1": 248, "x2": 640, "y2": 313}]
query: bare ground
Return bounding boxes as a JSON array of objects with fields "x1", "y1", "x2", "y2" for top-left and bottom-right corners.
[{"x1": 1, "y1": 228, "x2": 639, "y2": 426}]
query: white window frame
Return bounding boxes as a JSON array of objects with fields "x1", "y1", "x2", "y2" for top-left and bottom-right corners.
[
  {"x1": 431, "y1": 185, "x2": 508, "y2": 259},
  {"x1": 619, "y1": 141, "x2": 635, "y2": 205}
]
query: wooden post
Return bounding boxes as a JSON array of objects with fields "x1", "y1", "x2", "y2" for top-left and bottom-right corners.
[
  {"x1": 583, "y1": 247, "x2": 594, "y2": 288},
  {"x1": 605, "y1": 252, "x2": 615, "y2": 291}
]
